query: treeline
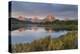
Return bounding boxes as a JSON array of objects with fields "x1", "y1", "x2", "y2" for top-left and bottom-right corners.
[
  {"x1": 9, "y1": 18, "x2": 78, "y2": 25},
  {"x1": 9, "y1": 18, "x2": 25, "y2": 31},
  {"x1": 11, "y1": 31, "x2": 78, "y2": 53},
  {"x1": 10, "y1": 18, "x2": 78, "y2": 31},
  {"x1": 43, "y1": 20, "x2": 78, "y2": 30}
]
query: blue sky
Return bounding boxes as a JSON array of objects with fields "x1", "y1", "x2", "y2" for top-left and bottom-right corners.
[{"x1": 11, "y1": 1, "x2": 78, "y2": 20}]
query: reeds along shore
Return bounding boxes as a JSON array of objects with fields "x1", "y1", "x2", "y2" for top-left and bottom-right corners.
[{"x1": 11, "y1": 31, "x2": 78, "y2": 53}]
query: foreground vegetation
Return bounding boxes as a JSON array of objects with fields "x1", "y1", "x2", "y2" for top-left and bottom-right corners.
[{"x1": 11, "y1": 31, "x2": 78, "y2": 53}]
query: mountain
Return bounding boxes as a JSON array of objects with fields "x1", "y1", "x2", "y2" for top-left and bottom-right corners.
[{"x1": 43, "y1": 15, "x2": 56, "y2": 22}]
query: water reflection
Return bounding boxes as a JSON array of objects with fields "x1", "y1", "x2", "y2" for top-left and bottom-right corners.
[
  {"x1": 45, "y1": 27, "x2": 54, "y2": 33},
  {"x1": 18, "y1": 27, "x2": 25, "y2": 32},
  {"x1": 17, "y1": 26, "x2": 55, "y2": 33},
  {"x1": 31, "y1": 27, "x2": 38, "y2": 32},
  {"x1": 11, "y1": 26, "x2": 68, "y2": 44}
]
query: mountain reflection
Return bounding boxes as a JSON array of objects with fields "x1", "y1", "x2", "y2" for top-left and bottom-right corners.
[
  {"x1": 18, "y1": 27, "x2": 25, "y2": 32},
  {"x1": 17, "y1": 26, "x2": 55, "y2": 32}
]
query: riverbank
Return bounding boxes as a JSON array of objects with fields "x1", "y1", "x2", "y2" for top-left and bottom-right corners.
[{"x1": 11, "y1": 31, "x2": 78, "y2": 53}]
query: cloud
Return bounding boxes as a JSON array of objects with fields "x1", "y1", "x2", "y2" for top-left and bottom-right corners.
[{"x1": 11, "y1": 1, "x2": 78, "y2": 20}]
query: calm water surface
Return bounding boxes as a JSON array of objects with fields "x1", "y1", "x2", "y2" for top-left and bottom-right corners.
[{"x1": 11, "y1": 26, "x2": 68, "y2": 44}]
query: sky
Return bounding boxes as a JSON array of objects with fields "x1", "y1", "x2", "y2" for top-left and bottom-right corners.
[{"x1": 11, "y1": 1, "x2": 78, "y2": 20}]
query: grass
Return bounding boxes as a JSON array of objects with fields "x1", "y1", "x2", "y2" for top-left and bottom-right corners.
[{"x1": 11, "y1": 31, "x2": 78, "y2": 53}]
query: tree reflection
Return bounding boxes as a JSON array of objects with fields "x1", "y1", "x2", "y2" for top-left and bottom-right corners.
[
  {"x1": 45, "y1": 27, "x2": 54, "y2": 32},
  {"x1": 31, "y1": 27, "x2": 38, "y2": 32},
  {"x1": 18, "y1": 27, "x2": 25, "y2": 32}
]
